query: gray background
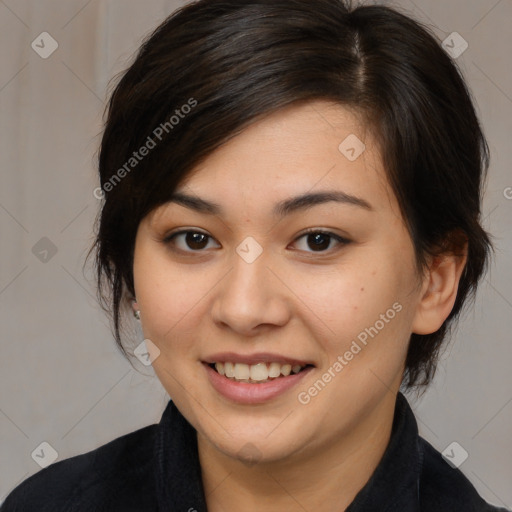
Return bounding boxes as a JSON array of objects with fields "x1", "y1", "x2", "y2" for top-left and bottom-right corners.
[{"x1": 0, "y1": 0, "x2": 511, "y2": 507}]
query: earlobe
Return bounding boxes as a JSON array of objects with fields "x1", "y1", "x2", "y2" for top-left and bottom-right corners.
[{"x1": 411, "y1": 248, "x2": 467, "y2": 335}]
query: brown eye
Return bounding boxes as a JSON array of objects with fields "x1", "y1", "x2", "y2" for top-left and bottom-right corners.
[
  {"x1": 164, "y1": 230, "x2": 219, "y2": 252},
  {"x1": 292, "y1": 230, "x2": 349, "y2": 253}
]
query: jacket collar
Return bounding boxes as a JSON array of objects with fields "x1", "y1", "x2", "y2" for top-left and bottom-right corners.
[
  {"x1": 154, "y1": 392, "x2": 422, "y2": 511},
  {"x1": 346, "y1": 392, "x2": 422, "y2": 511},
  {"x1": 154, "y1": 399, "x2": 207, "y2": 511}
]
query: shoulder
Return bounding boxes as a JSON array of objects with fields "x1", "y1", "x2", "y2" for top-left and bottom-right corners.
[
  {"x1": 1, "y1": 423, "x2": 159, "y2": 512},
  {"x1": 418, "y1": 436, "x2": 509, "y2": 512}
]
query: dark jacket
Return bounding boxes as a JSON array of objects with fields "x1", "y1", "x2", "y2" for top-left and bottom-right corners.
[{"x1": 1, "y1": 392, "x2": 508, "y2": 511}]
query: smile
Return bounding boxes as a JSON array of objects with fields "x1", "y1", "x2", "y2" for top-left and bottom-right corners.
[
  {"x1": 211, "y1": 361, "x2": 309, "y2": 383},
  {"x1": 203, "y1": 358, "x2": 314, "y2": 404}
]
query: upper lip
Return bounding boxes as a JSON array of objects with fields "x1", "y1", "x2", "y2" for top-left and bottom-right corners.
[{"x1": 203, "y1": 352, "x2": 314, "y2": 367}]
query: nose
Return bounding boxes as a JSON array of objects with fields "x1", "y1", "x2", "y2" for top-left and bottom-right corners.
[{"x1": 210, "y1": 249, "x2": 291, "y2": 337}]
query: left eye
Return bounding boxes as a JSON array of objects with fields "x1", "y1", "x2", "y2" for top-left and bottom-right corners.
[
  {"x1": 163, "y1": 230, "x2": 348, "y2": 254},
  {"x1": 292, "y1": 231, "x2": 348, "y2": 253}
]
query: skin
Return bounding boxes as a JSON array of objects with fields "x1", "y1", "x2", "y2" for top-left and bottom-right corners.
[{"x1": 132, "y1": 100, "x2": 467, "y2": 511}]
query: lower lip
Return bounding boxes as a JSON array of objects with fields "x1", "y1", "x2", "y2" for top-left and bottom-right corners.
[{"x1": 203, "y1": 363, "x2": 313, "y2": 404}]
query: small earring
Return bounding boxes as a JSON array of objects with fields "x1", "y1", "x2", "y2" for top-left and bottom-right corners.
[{"x1": 132, "y1": 300, "x2": 141, "y2": 321}]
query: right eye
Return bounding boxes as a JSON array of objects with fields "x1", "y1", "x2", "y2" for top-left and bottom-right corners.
[{"x1": 163, "y1": 230, "x2": 220, "y2": 253}]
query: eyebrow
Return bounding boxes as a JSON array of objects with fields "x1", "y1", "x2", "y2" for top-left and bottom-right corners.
[{"x1": 166, "y1": 190, "x2": 373, "y2": 217}]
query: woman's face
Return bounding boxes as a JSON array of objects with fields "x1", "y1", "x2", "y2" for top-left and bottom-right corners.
[{"x1": 133, "y1": 100, "x2": 426, "y2": 465}]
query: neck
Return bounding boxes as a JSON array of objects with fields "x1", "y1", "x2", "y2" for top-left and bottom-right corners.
[{"x1": 198, "y1": 391, "x2": 397, "y2": 512}]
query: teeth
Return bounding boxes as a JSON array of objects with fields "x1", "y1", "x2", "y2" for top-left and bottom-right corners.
[
  {"x1": 234, "y1": 363, "x2": 250, "y2": 380},
  {"x1": 250, "y1": 363, "x2": 269, "y2": 381},
  {"x1": 268, "y1": 362, "x2": 281, "y2": 378},
  {"x1": 212, "y1": 361, "x2": 307, "y2": 383},
  {"x1": 280, "y1": 364, "x2": 291, "y2": 376},
  {"x1": 224, "y1": 362, "x2": 235, "y2": 378}
]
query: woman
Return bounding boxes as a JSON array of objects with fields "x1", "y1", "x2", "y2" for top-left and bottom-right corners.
[{"x1": 1, "y1": 0, "x2": 507, "y2": 510}]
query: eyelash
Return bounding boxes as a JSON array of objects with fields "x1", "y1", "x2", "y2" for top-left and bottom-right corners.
[{"x1": 162, "y1": 228, "x2": 350, "y2": 255}]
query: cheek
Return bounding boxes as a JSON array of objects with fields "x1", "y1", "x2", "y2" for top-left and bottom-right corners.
[
  {"x1": 293, "y1": 259, "x2": 417, "y2": 387},
  {"x1": 285, "y1": 258, "x2": 409, "y2": 340},
  {"x1": 133, "y1": 251, "x2": 214, "y2": 406},
  {"x1": 137, "y1": 272, "x2": 207, "y2": 343},
  {"x1": 133, "y1": 244, "x2": 195, "y2": 341}
]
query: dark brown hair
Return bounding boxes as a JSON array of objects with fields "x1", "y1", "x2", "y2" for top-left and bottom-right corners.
[{"x1": 87, "y1": 0, "x2": 492, "y2": 391}]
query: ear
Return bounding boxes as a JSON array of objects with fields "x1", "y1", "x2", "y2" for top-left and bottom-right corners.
[{"x1": 411, "y1": 244, "x2": 468, "y2": 335}]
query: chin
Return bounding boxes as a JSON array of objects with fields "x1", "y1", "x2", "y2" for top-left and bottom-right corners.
[
  {"x1": 196, "y1": 413, "x2": 310, "y2": 466},
  {"x1": 217, "y1": 435, "x2": 303, "y2": 467}
]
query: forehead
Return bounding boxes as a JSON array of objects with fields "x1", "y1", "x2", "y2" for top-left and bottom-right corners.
[{"x1": 162, "y1": 100, "x2": 397, "y2": 219}]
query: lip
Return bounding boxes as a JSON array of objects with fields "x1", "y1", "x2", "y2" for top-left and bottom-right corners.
[
  {"x1": 203, "y1": 362, "x2": 314, "y2": 404},
  {"x1": 203, "y1": 352, "x2": 313, "y2": 367}
]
